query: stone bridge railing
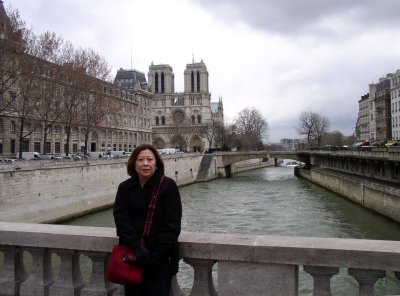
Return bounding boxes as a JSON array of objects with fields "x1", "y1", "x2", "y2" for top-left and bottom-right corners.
[{"x1": 1, "y1": 222, "x2": 400, "y2": 295}]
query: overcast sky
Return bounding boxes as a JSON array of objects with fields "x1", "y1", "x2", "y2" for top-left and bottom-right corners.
[{"x1": 6, "y1": 0, "x2": 400, "y2": 142}]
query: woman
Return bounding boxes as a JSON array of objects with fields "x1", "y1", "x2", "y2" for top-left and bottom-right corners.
[{"x1": 113, "y1": 144, "x2": 182, "y2": 296}]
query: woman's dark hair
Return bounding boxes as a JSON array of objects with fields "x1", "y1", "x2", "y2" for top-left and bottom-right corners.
[{"x1": 127, "y1": 144, "x2": 164, "y2": 177}]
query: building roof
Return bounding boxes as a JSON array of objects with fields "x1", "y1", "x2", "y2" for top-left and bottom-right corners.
[
  {"x1": 0, "y1": 0, "x2": 10, "y2": 26},
  {"x1": 210, "y1": 102, "x2": 219, "y2": 113},
  {"x1": 114, "y1": 68, "x2": 147, "y2": 84}
]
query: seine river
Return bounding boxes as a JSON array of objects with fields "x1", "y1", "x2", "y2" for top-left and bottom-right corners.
[{"x1": 63, "y1": 164, "x2": 400, "y2": 295}]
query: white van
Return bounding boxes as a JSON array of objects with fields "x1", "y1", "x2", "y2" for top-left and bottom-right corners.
[
  {"x1": 109, "y1": 151, "x2": 129, "y2": 158},
  {"x1": 160, "y1": 148, "x2": 176, "y2": 155},
  {"x1": 87, "y1": 151, "x2": 108, "y2": 158},
  {"x1": 16, "y1": 152, "x2": 41, "y2": 160}
]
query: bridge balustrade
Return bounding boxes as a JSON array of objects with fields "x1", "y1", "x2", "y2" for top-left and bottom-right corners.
[{"x1": 1, "y1": 222, "x2": 400, "y2": 296}]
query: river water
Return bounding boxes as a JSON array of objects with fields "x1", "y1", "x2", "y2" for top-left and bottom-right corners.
[{"x1": 63, "y1": 164, "x2": 400, "y2": 295}]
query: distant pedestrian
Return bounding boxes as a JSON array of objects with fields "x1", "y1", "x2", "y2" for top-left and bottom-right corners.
[{"x1": 113, "y1": 144, "x2": 182, "y2": 296}]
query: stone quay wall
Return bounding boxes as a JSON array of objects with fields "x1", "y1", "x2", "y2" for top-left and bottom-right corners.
[
  {"x1": 0, "y1": 153, "x2": 209, "y2": 223},
  {"x1": 0, "y1": 154, "x2": 270, "y2": 224},
  {"x1": 296, "y1": 168, "x2": 400, "y2": 223}
]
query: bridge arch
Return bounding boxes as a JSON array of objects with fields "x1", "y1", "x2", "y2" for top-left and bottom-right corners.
[{"x1": 214, "y1": 151, "x2": 311, "y2": 177}]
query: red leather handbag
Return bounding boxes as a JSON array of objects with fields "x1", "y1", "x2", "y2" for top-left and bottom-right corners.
[
  {"x1": 107, "y1": 244, "x2": 143, "y2": 285},
  {"x1": 107, "y1": 175, "x2": 165, "y2": 285}
]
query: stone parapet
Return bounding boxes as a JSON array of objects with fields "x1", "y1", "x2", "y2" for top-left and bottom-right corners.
[{"x1": 1, "y1": 222, "x2": 400, "y2": 295}]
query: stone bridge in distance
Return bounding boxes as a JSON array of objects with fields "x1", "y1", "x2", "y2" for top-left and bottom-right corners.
[{"x1": 213, "y1": 150, "x2": 310, "y2": 177}]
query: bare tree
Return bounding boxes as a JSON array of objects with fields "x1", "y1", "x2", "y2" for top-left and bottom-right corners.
[
  {"x1": 3, "y1": 18, "x2": 44, "y2": 158},
  {"x1": 312, "y1": 113, "x2": 329, "y2": 147},
  {"x1": 59, "y1": 42, "x2": 83, "y2": 156},
  {"x1": 296, "y1": 110, "x2": 329, "y2": 147},
  {"x1": 234, "y1": 107, "x2": 269, "y2": 150},
  {"x1": 201, "y1": 120, "x2": 223, "y2": 151},
  {"x1": 217, "y1": 123, "x2": 239, "y2": 151},
  {"x1": 13, "y1": 54, "x2": 42, "y2": 158},
  {"x1": 71, "y1": 47, "x2": 112, "y2": 154},
  {"x1": 31, "y1": 31, "x2": 65, "y2": 154},
  {"x1": 0, "y1": 7, "x2": 26, "y2": 113},
  {"x1": 320, "y1": 130, "x2": 343, "y2": 147}
]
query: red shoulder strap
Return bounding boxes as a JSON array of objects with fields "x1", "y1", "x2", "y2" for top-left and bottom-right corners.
[{"x1": 141, "y1": 174, "x2": 165, "y2": 246}]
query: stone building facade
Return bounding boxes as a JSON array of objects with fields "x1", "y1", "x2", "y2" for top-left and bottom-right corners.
[
  {"x1": 355, "y1": 74, "x2": 394, "y2": 142},
  {"x1": 356, "y1": 93, "x2": 370, "y2": 141},
  {"x1": 147, "y1": 60, "x2": 223, "y2": 152},
  {"x1": 149, "y1": 61, "x2": 207, "y2": 152},
  {"x1": 115, "y1": 61, "x2": 224, "y2": 152},
  {"x1": 0, "y1": 1, "x2": 223, "y2": 158},
  {"x1": 0, "y1": 1, "x2": 152, "y2": 158},
  {"x1": 391, "y1": 69, "x2": 400, "y2": 140}
]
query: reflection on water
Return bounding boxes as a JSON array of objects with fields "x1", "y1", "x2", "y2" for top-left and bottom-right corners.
[{"x1": 63, "y1": 165, "x2": 400, "y2": 295}]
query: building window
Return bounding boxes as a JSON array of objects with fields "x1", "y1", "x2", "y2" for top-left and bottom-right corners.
[
  {"x1": 161, "y1": 116, "x2": 166, "y2": 125},
  {"x1": 55, "y1": 142, "x2": 60, "y2": 153},
  {"x1": 45, "y1": 142, "x2": 51, "y2": 154},
  {"x1": 197, "y1": 71, "x2": 200, "y2": 92},
  {"x1": 155, "y1": 73, "x2": 159, "y2": 93},
  {"x1": 198, "y1": 115, "x2": 202, "y2": 124},
  {"x1": 155, "y1": 116, "x2": 159, "y2": 125},
  {"x1": 22, "y1": 140, "x2": 29, "y2": 152},
  {"x1": 10, "y1": 121, "x2": 15, "y2": 133},
  {"x1": 161, "y1": 72, "x2": 165, "y2": 93},
  {"x1": 10, "y1": 139, "x2": 15, "y2": 154},
  {"x1": 35, "y1": 124, "x2": 41, "y2": 134},
  {"x1": 192, "y1": 115, "x2": 195, "y2": 124},
  {"x1": 22, "y1": 122, "x2": 31, "y2": 133},
  {"x1": 34, "y1": 142, "x2": 41, "y2": 153},
  {"x1": 191, "y1": 71, "x2": 194, "y2": 92}
]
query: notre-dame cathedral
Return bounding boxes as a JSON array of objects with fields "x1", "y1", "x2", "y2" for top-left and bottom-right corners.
[{"x1": 115, "y1": 60, "x2": 224, "y2": 152}]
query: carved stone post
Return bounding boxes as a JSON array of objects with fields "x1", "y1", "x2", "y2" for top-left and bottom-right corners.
[
  {"x1": 348, "y1": 268, "x2": 385, "y2": 296},
  {"x1": 49, "y1": 249, "x2": 84, "y2": 296},
  {"x1": 80, "y1": 251, "x2": 114, "y2": 296},
  {"x1": 20, "y1": 247, "x2": 54, "y2": 296},
  {"x1": 109, "y1": 284, "x2": 124, "y2": 296},
  {"x1": 169, "y1": 275, "x2": 184, "y2": 296},
  {"x1": 0, "y1": 246, "x2": 27, "y2": 296},
  {"x1": 184, "y1": 258, "x2": 217, "y2": 296},
  {"x1": 303, "y1": 265, "x2": 339, "y2": 296}
]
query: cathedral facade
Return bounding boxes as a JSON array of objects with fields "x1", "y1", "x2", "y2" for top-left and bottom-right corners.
[{"x1": 116, "y1": 60, "x2": 224, "y2": 152}]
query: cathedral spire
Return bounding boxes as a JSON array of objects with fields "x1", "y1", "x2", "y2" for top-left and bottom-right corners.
[{"x1": 0, "y1": 0, "x2": 9, "y2": 22}]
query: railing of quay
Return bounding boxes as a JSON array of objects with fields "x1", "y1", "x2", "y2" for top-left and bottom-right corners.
[{"x1": 0, "y1": 222, "x2": 400, "y2": 295}]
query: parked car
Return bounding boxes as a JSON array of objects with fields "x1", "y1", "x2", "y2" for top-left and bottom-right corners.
[
  {"x1": 2, "y1": 158, "x2": 19, "y2": 163},
  {"x1": 385, "y1": 140, "x2": 398, "y2": 147}
]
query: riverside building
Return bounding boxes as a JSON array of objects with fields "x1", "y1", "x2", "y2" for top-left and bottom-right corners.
[
  {"x1": 0, "y1": 1, "x2": 223, "y2": 158},
  {"x1": 391, "y1": 69, "x2": 400, "y2": 140},
  {"x1": 355, "y1": 72, "x2": 397, "y2": 142}
]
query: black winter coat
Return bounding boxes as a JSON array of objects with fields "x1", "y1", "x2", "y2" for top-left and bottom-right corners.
[{"x1": 113, "y1": 172, "x2": 182, "y2": 280}]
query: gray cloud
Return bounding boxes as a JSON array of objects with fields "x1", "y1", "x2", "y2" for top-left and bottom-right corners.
[{"x1": 191, "y1": 0, "x2": 400, "y2": 35}]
